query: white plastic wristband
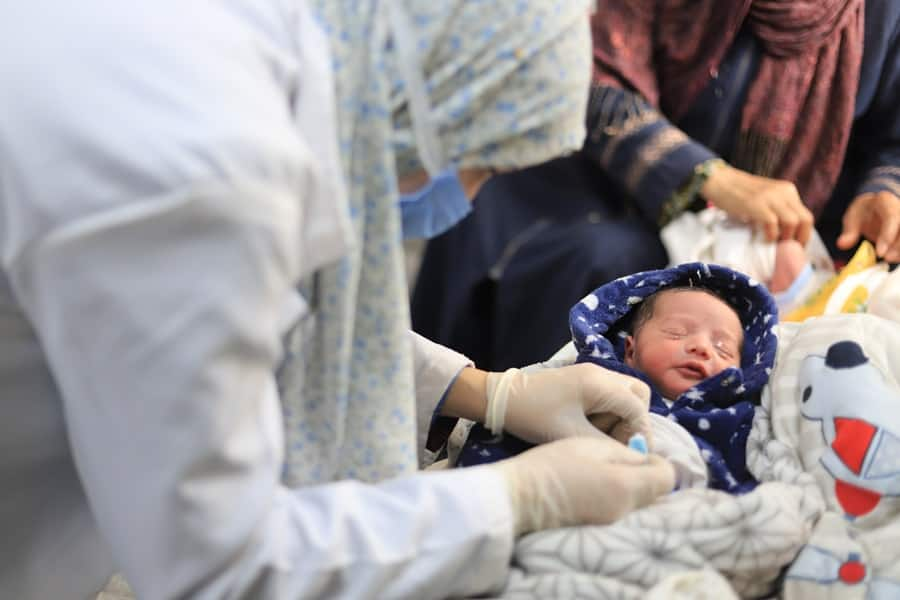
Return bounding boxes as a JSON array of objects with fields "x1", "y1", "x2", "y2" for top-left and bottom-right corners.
[{"x1": 484, "y1": 367, "x2": 519, "y2": 435}]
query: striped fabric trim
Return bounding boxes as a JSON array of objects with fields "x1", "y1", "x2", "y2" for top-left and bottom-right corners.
[
  {"x1": 625, "y1": 126, "x2": 690, "y2": 193},
  {"x1": 861, "y1": 166, "x2": 900, "y2": 199},
  {"x1": 864, "y1": 176, "x2": 900, "y2": 198},
  {"x1": 598, "y1": 111, "x2": 661, "y2": 168},
  {"x1": 867, "y1": 166, "x2": 900, "y2": 178},
  {"x1": 586, "y1": 86, "x2": 662, "y2": 169}
]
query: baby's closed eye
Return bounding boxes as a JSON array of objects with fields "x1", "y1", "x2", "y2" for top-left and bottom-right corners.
[
  {"x1": 713, "y1": 338, "x2": 738, "y2": 359},
  {"x1": 662, "y1": 327, "x2": 687, "y2": 337}
]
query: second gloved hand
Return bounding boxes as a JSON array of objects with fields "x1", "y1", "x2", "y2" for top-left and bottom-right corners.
[
  {"x1": 484, "y1": 363, "x2": 652, "y2": 445},
  {"x1": 495, "y1": 436, "x2": 676, "y2": 535}
]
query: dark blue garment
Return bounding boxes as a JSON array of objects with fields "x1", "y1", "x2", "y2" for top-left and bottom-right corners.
[
  {"x1": 412, "y1": 154, "x2": 667, "y2": 371},
  {"x1": 676, "y1": 28, "x2": 761, "y2": 161},
  {"x1": 819, "y1": 0, "x2": 900, "y2": 258},
  {"x1": 457, "y1": 263, "x2": 779, "y2": 495}
]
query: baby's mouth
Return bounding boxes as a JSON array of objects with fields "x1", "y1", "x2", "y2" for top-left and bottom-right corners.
[{"x1": 676, "y1": 363, "x2": 708, "y2": 379}]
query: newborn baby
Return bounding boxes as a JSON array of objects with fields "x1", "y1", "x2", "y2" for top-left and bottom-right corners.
[
  {"x1": 456, "y1": 262, "x2": 779, "y2": 494},
  {"x1": 623, "y1": 287, "x2": 743, "y2": 402}
]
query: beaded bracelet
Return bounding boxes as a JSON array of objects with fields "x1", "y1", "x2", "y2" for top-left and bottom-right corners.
[{"x1": 658, "y1": 157, "x2": 727, "y2": 227}]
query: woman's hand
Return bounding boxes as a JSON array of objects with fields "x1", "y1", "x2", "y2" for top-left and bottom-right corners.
[
  {"x1": 701, "y1": 164, "x2": 814, "y2": 244},
  {"x1": 837, "y1": 191, "x2": 900, "y2": 262}
]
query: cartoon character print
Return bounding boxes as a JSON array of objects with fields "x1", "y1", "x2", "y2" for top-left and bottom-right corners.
[
  {"x1": 788, "y1": 340, "x2": 900, "y2": 596},
  {"x1": 788, "y1": 545, "x2": 900, "y2": 597},
  {"x1": 799, "y1": 340, "x2": 900, "y2": 519}
]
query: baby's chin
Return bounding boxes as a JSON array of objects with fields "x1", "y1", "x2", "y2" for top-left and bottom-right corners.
[
  {"x1": 660, "y1": 376, "x2": 701, "y2": 400},
  {"x1": 658, "y1": 384, "x2": 689, "y2": 401},
  {"x1": 662, "y1": 369, "x2": 737, "y2": 400}
]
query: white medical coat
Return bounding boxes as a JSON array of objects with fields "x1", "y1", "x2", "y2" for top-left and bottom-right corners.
[{"x1": 0, "y1": 2, "x2": 513, "y2": 598}]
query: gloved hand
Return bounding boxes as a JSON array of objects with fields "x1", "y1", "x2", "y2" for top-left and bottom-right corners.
[
  {"x1": 484, "y1": 363, "x2": 652, "y2": 446},
  {"x1": 495, "y1": 436, "x2": 676, "y2": 534}
]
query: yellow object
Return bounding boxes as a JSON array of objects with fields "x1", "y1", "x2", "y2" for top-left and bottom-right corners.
[
  {"x1": 783, "y1": 241, "x2": 877, "y2": 322},
  {"x1": 840, "y1": 286, "x2": 869, "y2": 314}
]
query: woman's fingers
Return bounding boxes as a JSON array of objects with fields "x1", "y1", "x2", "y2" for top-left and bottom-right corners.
[
  {"x1": 704, "y1": 166, "x2": 812, "y2": 243},
  {"x1": 795, "y1": 205, "x2": 814, "y2": 245},
  {"x1": 771, "y1": 200, "x2": 799, "y2": 242},
  {"x1": 782, "y1": 197, "x2": 813, "y2": 245},
  {"x1": 764, "y1": 181, "x2": 812, "y2": 244},
  {"x1": 873, "y1": 194, "x2": 900, "y2": 258},
  {"x1": 758, "y1": 207, "x2": 780, "y2": 242},
  {"x1": 884, "y1": 238, "x2": 900, "y2": 263},
  {"x1": 837, "y1": 198, "x2": 864, "y2": 249},
  {"x1": 840, "y1": 192, "x2": 900, "y2": 258}
]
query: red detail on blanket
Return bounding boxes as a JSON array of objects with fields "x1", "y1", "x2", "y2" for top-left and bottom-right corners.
[
  {"x1": 832, "y1": 417, "x2": 876, "y2": 474},
  {"x1": 839, "y1": 560, "x2": 866, "y2": 584},
  {"x1": 835, "y1": 479, "x2": 881, "y2": 517}
]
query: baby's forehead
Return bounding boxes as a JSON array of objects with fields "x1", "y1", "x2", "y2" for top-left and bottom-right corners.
[
  {"x1": 654, "y1": 288, "x2": 729, "y2": 310},
  {"x1": 652, "y1": 289, "x2": 742, "y2": 329}
]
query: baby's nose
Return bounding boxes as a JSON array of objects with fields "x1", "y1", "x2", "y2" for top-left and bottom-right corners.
[{"x1": 687, "y1": 338, "x2": 712, "y2": 358}]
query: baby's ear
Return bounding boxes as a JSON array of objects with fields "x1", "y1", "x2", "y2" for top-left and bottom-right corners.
[{"x1": 624, "y1": 335, "x2": 636, "y2": 366}]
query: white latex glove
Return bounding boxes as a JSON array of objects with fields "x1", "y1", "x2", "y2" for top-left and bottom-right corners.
[
  {"x1": 485, "y1": 363, "x2": 652, "y2": 446},
  {"x1": 495, "y1": 436, "x2": 676, "y2": 534}
]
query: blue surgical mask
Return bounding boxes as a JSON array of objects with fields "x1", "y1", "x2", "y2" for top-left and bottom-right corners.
[{"x1": 398, "y1": 169, "x2": 472, "y2": 240}]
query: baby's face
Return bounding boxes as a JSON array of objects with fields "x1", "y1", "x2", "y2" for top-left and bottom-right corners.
[{"x1": 625, "y1": 290, "x2": 742, "y2": 400}]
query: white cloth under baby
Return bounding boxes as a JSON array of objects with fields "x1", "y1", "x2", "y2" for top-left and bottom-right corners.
[
  {"x1": 822, "y1": 263, "x2": 891, "y2": 315},
  {"x1": 868, "y1": 266, "x2": 900, "y2": 322},
  {"x1": 662, "y1": 208, "x2": 774, "y2": 282},
  {"x1": 649, "y1": 413, "x2": 709, "y2": 489},
  {"x1": 661, "y1": 208, "x2": 835, "y2": 312}
]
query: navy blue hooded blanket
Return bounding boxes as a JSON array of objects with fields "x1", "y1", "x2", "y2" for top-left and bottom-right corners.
[
  {"x1": 458, "y1": 262, "x2": 778, "y2": 494},
  {"x1": 569, "y1": 262, "x2": 778, "y2": 493}
]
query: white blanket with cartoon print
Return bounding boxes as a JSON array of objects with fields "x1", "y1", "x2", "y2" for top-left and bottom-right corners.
[
  {"x1": 751, "y1": 313, "x2": 900, "y2": 599},
  {"x1": 491, "y1": 312, "x2": 900, "y2": 599}
]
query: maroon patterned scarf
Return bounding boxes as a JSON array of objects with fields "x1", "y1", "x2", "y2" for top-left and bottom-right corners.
[{"x1": 592, "y1": 0, "x2": 864, "y2": 216}]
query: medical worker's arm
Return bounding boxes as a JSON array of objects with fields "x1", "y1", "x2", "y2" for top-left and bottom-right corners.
[
  {"x1": 410, "y1": 334, "x2": 676, "y2": 534},
  {"x1": 412, "y1": 326, "x2": 655, "y2": 448},
  {"x1": 409, "y1": 330, "x2": 473, "y2": 455},
  {"x1": 7, "y1": 183, "x2": 516, "y2": 600},
  {"x1": 428, "y1": 358, "x2": 655, "y2": 446}
]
